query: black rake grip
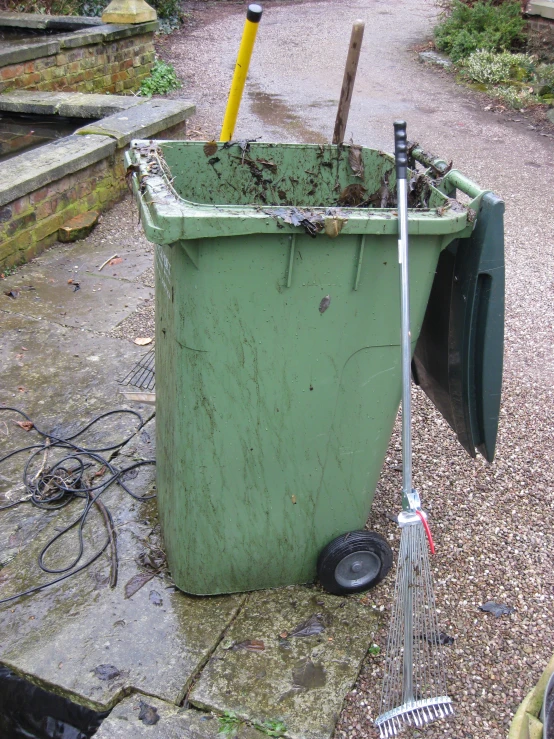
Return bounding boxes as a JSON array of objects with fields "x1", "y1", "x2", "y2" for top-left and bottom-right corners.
[{"x1": 394, "y1": 120, "x2": 408, "y2": 181}]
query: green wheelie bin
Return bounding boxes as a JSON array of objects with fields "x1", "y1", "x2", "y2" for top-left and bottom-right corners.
[{"x1": 125, "y1": 139, "x2": 503, "y2": 596}]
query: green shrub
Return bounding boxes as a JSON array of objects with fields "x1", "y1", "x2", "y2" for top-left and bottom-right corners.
[
  {"x1": 77, "y1": 0, "x2": 105, "y2": 15},
  {"x1": 495, "y1": 85, "x2": 535, "y2": 108},
  {"x1": 535, "y1": 62, "x2": 554, "y2": 96},
  {"x1": 0, "y1": 0, "x2": 80, "y2": 12},
  {"x1": 464, "y1": 50, "x2": 533, "y2": 84},
  {"x1": 139, "y1": 59, "x2": 181, "y2": 96},
  {"x1": 434, "y1": 0, "x2": 526, "y2": 61}
]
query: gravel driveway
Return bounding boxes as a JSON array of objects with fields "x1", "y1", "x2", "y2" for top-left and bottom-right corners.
[{"x1": 116, "y1": 1, "x2": 554, "y2": 736}]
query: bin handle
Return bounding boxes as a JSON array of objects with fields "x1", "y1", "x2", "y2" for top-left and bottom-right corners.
[
  {"x1": 441, "y1": 170, "x2": 485, "y2": 200},
  {"x1": 408, "y1": 144, "x2": 485, "y2": 200}
]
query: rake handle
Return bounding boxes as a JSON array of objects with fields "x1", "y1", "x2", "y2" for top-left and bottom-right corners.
[
  {"x1": 394, "y1": 120, "x2": 413, "y2": 509},
  {"x1": 394, "y1": 120, "x2": 408, "y2": 180}
]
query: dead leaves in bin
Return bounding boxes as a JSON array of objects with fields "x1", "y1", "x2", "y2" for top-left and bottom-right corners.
[
  {"x1": 348, "y1": 144, "x2": 365, "y2": 179},
  {"x1": 203, "y1": 141, "x2": 218, "y2": 157}
]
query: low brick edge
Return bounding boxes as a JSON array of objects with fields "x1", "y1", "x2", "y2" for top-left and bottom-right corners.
[{"x1": 0, "y1": 120, "x2": 186, "y2": 269}]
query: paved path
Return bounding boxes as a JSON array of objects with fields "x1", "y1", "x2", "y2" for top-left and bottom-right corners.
[{"x1": 0, "y1": 160, "x2": 379, "y2": 739}]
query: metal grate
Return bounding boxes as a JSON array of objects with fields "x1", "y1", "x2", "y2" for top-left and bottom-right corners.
[{"x1": 120, "y1": 349, "x2": 155, "y2": 391}]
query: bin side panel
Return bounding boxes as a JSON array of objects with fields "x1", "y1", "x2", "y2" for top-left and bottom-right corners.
[{"x1": 155, "y1": 232, "x2": 443, "y2": 595}]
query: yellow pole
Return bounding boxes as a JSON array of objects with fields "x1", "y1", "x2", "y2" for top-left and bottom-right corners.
[{"x1": 220, "y1": 4, "x2": 263, "y2": 142}]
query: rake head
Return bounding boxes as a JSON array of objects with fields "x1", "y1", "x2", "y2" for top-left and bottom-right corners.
[
  {"x1": 375, "y1": 696, "x2": 454, "y2": 738},
  {"x1": 375, "y1": 510, "x2": 453, "y2": 738}
]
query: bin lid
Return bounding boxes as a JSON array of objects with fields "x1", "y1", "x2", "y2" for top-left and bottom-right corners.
[{"x1": 413, "y1": 192, "x2": 505, "y2": 463}]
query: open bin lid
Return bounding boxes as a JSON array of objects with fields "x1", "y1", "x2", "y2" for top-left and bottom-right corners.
[{"x1": 413, "y1": 191, "x2": 505, "y2": 463}]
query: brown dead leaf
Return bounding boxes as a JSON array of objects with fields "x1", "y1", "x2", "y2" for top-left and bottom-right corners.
[
  {"x1": 338, "y1": 183, "x2": 367, "y2": 207},
  {"x1": 124, "y1": 572, "x2": 155, "y2": 599},
  {"x1": 134, "y1": 337, "x2": 153, "y2": 346},
  {"x1": 256, "y1": 158, "x2": 277, "y2": 173},
  {"x1": 203, "y1": 141, "x2": 218, "y2": 157},
  {"x1": 289, "y1": 614, "x2": 326, "y2": 637},
  {"x1": 348, "y1": 144, "x2": 365, "y2": 179},
  {"x1": 108, "y1": 257, "x2": 123, "y2": 267},
  {"x1": 17, "y1": 387, "x2": 25, "y2": 392},
  {"x1": 15, "y1": 421, "x2": 34, "y2": 432},
  {"x1": 232, "y1": 639, "x2": 265, "y2": 652}
]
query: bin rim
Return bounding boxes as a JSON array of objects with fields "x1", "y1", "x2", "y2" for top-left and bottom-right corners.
[{"x1": 126, "y1": 139, "x2": 485, "y2": 245}]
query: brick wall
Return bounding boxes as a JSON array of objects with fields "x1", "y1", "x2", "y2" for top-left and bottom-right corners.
[
  {"x1": 0, "y1": 121, "x2": 185, "y2": 269},
  {"x1": 527, "y1": 16, "x2": 554, "y2": 61},
  {"x1": 0, "y1": 34, "x2": 155, "y2": 95}
]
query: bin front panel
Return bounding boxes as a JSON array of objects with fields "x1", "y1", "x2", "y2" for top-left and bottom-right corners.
[{"x1": 155, "y1": 231, "x2": 443, "y2": 595}]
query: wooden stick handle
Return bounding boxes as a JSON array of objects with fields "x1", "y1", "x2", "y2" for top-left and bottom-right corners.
[{"x1": 332, "y1": 20, "x2": 365, "y2": 145}]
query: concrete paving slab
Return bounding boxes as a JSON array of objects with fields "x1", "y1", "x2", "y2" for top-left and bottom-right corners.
[
  {"x1": 0, "y1": 91, "x2": 144, "y2": 117},
  {"x1": 0, "y1": 134, "x2": 116, "y2": 207},
  {"x1": 31, "y1": 232, "x2": 154, "y2": 281},
  {"x1": 0, "y1": 417, "x2": 245, "y2": 711},
  {"x1": 94, "y1": 698, "x2": 265, "y2": 739},
  {"x1": 190, "y1": 586, "x2": 381, "y2": 739},
  {"x1": 75, "y1": 99, "x2": 196, "y2": 149},
  {"x1": 0, "y1": 241, "x2": 153, "y2": 331},
  {"x1": 0, "y1": 309, "x2": 154, "y2": 562}
]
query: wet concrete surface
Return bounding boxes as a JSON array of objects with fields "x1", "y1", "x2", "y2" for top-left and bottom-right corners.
[
  {"x1": 0, "y1": 197, "x2": 381, "y2": 736},
  {"x1": 1, "y1": 237, "x2": 153, "y2": 332},
  {"x1": 191, "y1": 586, "x2": 382, "y2": 739},
  {"x1": 94, "y1": 696, "x2": 265, "y2": 738},
  {"x1": 0, "y1": 416, "x2": 245, "y2": 711}
]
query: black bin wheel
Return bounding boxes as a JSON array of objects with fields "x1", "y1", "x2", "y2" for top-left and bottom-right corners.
[{"x1": 317, "y1": 530, "x2": 393, "y2": 596}]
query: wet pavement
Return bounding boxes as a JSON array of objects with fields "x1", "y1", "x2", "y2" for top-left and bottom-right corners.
[{"x1": 0, "y1": 210, "x2": 381, "y2": 737}]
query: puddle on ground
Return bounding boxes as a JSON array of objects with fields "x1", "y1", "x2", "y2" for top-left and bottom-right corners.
[
  {"x1": 308, "y1": 99, "x2": 338, "y2": 109},
  {"x1": 248, "y1": 88, "x2": 328, "y2": 144},
  {"x1": 0, "y1": 113, "x2": 95, "y2": 163},
  {"x1": 292, "y1": 658, "x2": 327, "y2": 690}
]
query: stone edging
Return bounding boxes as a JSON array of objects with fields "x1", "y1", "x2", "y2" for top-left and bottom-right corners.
[
  {"x1": 0, "y1": 91, "x2": 195, "y2": 267},
  {"x1": 0, "y1": 13, "x2": 158, "y2": 68},
  {"x1": 0, "y1": 93, "x2": 195, "y2": 207}
]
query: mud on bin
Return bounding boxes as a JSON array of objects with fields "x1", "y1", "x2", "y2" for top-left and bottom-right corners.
[{"x1": 124, "y1": 139, "x2": 504, "y2": 596}]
